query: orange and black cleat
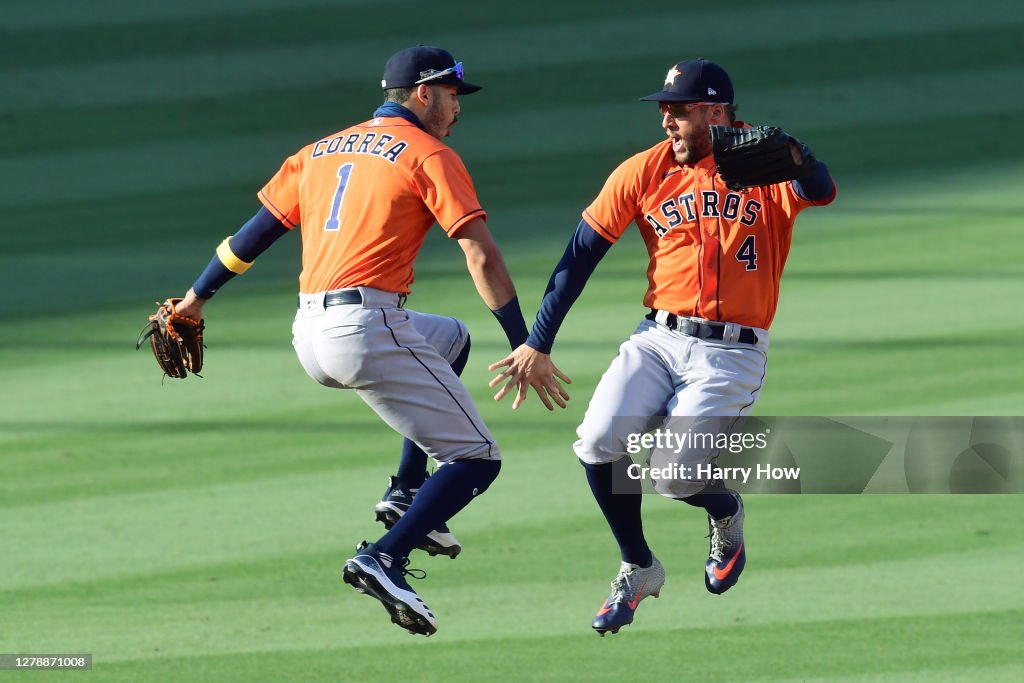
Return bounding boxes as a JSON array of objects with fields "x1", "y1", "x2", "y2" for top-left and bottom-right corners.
[
  {"x1": 704, "y1": 492, "x2": 746, "y2": 594},
  {"x1": 592, "y1": 557, "x2": 665, "y2": 636}
]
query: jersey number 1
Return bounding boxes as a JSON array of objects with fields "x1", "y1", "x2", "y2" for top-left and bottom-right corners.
[{"x1": 324, "y1": 163, "x2": 355, "y2": 231}]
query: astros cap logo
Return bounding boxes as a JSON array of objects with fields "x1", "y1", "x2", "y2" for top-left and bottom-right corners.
[
  {"x1": 641, "y1": 59, "x2": 734, "y2": 104},
  {"x1": 664, "y1": 66, "x2": 682, "y2": 87}
]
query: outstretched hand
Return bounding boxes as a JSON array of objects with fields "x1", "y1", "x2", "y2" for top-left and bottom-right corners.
[
  {"x1": 174, "y1": 288, "x2": 206, "y2": 321},
  {"x1": 488, "y1": 344, "x2": 571, "y2": 411}
]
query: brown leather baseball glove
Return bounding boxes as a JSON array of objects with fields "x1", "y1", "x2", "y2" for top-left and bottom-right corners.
[{"x1": 136, "y1": 298, "x2": 205, "y2": 379}]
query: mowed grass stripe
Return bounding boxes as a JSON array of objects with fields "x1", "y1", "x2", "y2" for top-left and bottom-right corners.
[
  {"x1": 2, "y1": 0, "x2": 697, "y2": 69},
  {"x1": 5, "y1": 23, "x2": 1024, "y2": 156},
  {"x1": 5, "y1": 508, "x2": 1022, "y2": 636},
  {"x1": 5, "y1": 353, "x2": 1022, "y2": 588},
  {"x1": 759, "y1": 338, "x2": 1024, "y2": 413},
  {"x1": 6, "y1": 592, "x2": 1024, "y2": 668},
  {"x1": 91, "y1": 661, "x2": 1024, "y2": 683},
  {"x1": 0, "y1": 0, "x2": 371, "y2": 31},
  {"x1": 8, "y1": 608, "x2": 1024, "y2": 679},
  {"x1": 7, "y1": 0, "x2": 1018, "y2": 73},
  {"x1": 3, "y1": 0, "x2": 1020, "y2": 114},
  {"x1": 0, "y1": 424, "x2": 386, "y2": 507},
  {"x1": 0, "y1": 406, "x2": 573, "y2": 507},
  {"x1": 1, "y1": 467, "x2": 394, "y2": 591},
  {"x1": 5, "y1": 495, "x2": 1019, "y2": 601},
  {"x1": 769, "y1": 665, "x2": 1024, "y2": 683},
  {"x1": 6, "y1": 64, "x2": 1024, "y2": 210}
]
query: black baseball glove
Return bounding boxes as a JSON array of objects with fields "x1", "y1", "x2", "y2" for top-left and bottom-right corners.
[
  {"x1": 136, "y1": 298, "x2": 205, "y2": 379},
  {"x1": 709, "y1": 125, "x2": 817, "y2": 191}
]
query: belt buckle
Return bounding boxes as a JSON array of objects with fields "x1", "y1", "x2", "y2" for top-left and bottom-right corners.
[{"x1": 397, "y1": 294, "x2": 407, "y2": 308}]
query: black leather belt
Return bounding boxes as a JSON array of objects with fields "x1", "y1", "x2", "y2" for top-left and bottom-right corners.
[
  {"x1": 324, "y1": 290, "x2": 363, "y2": 306},
  {"x1": 298, "y1": 290, "x2": 408, "y2": 308},
  {"x1": 646, "y1": 311, "x2": 759, "y2": 345}
]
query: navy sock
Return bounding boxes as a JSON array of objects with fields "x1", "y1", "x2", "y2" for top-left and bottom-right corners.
[
  {"x1": 582, "y1": 458, "x2": 652, "y2": 568},
  {"x1": 449, "y1": 334, "x2": 470, "y2": 376},
  {"x1": 377, "y1": 459, "x2": 500, "y2": 558},
  {"x1": 681, "y1": 479, "x2": 739, "y2": 520},
  {"x1": 396, "y1": 440, "x2": 428, "y2": 489},
  {"x1": 392, "y1": 336, "x2": 471, "y2": 490}
]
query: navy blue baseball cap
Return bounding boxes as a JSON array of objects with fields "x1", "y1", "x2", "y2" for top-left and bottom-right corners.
[
  {"x1": 381, "y1": 45, "x2": 482, "y2": 95},
  {"x1": 640, "y1": 58, "x2": 733, "y2": 103}
]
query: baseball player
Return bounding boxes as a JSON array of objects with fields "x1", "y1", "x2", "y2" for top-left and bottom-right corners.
[
  {"x1": 490, "y1": 59, "x2": 836, "y2": 635},
  {"x1": 168, "y1": 46, "x2": 565, "y2": 636}
]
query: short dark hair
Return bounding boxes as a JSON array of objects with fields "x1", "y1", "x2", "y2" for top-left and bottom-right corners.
[
  {"x1": 384, "y1": 87, "x2": 415, "y2": 104},
  {"x1": 725, "y1": 103, "x2": 738, "y2": 124}
]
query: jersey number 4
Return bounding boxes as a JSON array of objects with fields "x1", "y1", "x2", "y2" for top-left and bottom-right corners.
[
  {"x1": 324, "y1": 163, "x2": 355, "y2": 231},
  {"x1": 736, "y1": 235, "x2": 757, "y2": 271}
]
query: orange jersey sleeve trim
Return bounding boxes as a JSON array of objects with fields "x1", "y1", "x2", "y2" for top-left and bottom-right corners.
[
  {"x1": 258, "y1": 189, "x2": 299, "y2": 229},
  {"x1": 447, "y1": 208, "x2": 487, "y2": 236},
  {"x1": 414, "y1": 148, "x2": 486, "y2": 237},
  {"x1": 258, "y1": 150, "x2": 303, "y2": 229},
  {"x1": 582, "y1": 209, "x2": 619, "y2": 243},
  {"x1": 582, "y1": 146, "x2": 662, "y2": 243}
]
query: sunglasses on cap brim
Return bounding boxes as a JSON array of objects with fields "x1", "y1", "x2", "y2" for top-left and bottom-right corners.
[{"x1": 414, "y1": 62, "x2": 464, "y2": 85}]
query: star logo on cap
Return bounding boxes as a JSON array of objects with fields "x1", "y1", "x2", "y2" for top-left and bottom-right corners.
[{"x1": 665, "y1": 65, "x2": 682, "y2": 86}]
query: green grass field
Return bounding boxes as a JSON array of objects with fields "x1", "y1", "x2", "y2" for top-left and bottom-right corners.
[{"x1": 3, "y1": 0, "x2": 1024, "y2": 680}]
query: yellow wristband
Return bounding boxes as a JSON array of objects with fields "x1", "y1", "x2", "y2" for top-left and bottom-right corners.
[{"x1": 216, "y1": 237, "x2": 253, "y2": 274}]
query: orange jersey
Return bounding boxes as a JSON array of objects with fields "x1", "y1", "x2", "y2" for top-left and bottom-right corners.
[
  {"x1": 583, "y1": 137, "x2": 835, "y2": 330},
  {"x1": 259, "y1": 117, "x2": 486, "y2": 294}
]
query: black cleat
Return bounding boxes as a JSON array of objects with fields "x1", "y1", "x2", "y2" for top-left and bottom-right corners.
[
  {"x1": 374, "y1": 476, "x2": 462, "y2": 558},
  {"x1": 342, "y1": 541, "x2": 437, "y2": 636}
]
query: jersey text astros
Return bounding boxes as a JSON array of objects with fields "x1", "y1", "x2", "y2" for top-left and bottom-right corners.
[{"x1": 583, "y1": 137, "x2": 834, "y2": 330}]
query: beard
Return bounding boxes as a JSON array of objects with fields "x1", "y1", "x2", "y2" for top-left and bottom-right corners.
[
  {"x1": 422, "y1": 104, "x2": 455, "y2": 139},
  {"x1": 672, "y1": 117, "x2": 714, "y2": 166}
]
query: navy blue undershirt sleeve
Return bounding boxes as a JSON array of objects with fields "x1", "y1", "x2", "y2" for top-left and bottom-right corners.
[
  {"x1": 192, "y1": 207, "x2": 290, "y2": 299},
  {"x1": 792, "y1": 160, "x2": 834, "y2": 202},
  {"x1": 229, "y1": 206, "x2": 290, "y2": 260},
  {"x1": 491, "y1": 297, "x2": 530, "y2": 349},
  {"x1": 525, "y1": 219, "x2": 614, "y2": 354}
]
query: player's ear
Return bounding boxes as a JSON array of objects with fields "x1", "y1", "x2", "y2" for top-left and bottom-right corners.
[{"x1": 413, "y1": 84, "x2": 432, "y2": 107}]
